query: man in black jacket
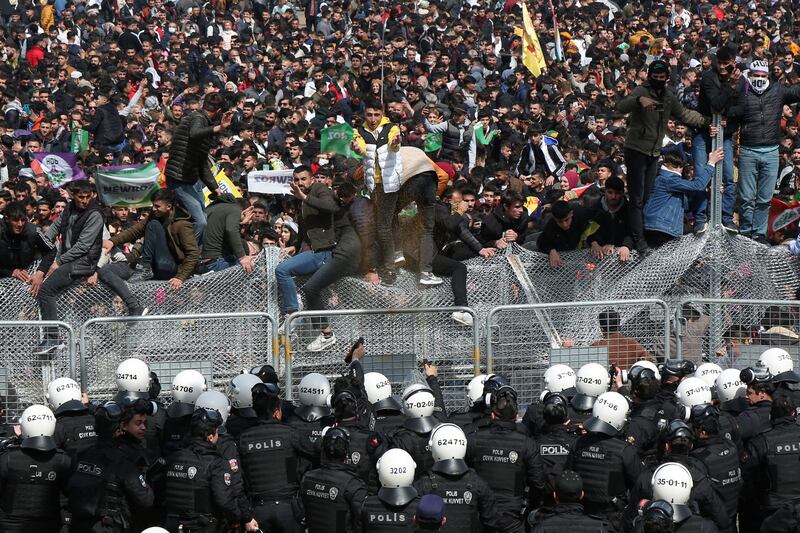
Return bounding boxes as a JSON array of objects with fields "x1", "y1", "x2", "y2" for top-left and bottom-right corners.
[
  {"x1": 477, "y1": 189, "x2": 530, "y2": 252},
  {"x1": 727, "y1": 59, "x2": 800, "y2": 243},
  {"x1": 0, "y1": 201, "x2": 54, "y2": 294},
  {"x1": 86, "y1": 84, "x2": 126, "y2": 153},
  {"x1": 587, "y1": 177, "x2": 633, "y2": 263},
  {"x1": 537, "y1": 200, "x2": 593, "y2": 269},
  {"x1": 165, "y1": 91, "x2": 233, "y2": 242},
  {"x1": 690, "y1": 46, "x2": 740, "y2": 232},
  {"x1": 38, "y1": 180, "x2": 104, "y2": 354}
]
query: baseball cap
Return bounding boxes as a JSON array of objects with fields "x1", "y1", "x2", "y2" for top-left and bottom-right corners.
[
  {"x1": 415, "y1": 494, "x2": 445, "y2": 526},
  {"x1": 555, "y1": 470, "x2": 583, "y2": 502}
]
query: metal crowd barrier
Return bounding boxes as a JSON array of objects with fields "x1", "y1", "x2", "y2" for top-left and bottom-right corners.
[
  {"x1": 675, "y1": 298, "x2": 800, "y2": 369},
  {"x1": 79, "y1": 312, "x2": 278, "y2": 402},
  {"x1": 0, "y1": 320, "x2": 76, "y2": 422},
  {"x1": 283, "y1": 307, "x2": 481, "y2": 411},
  {"x1": 486, "y1": 299, "x2": 671, "y2": 406}
]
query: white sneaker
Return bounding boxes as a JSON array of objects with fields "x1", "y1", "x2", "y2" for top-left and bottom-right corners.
[
  {"x1": 451, "y1": 311, "x2": 474, "y2": 327},
  {"x1": 307, "y1": 332, "x2": 337, "y2": 352},
  {"x1": 419, "y1": 271, "x2": 443, "y2": 285},
  {"x1": 394, "y1": 251, "x2": 406, "y2": 265}
]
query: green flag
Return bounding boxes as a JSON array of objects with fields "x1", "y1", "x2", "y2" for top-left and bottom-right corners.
[
  {"x1": 320, "y1": 122, "x2": 362, "y2": 159},
  {"x1": 475, "y1": 125, "x2": 498, "y2": 146},
  {"x1": 70, "y1": 128, "x2": 89, "y2": 153},
  {"x1": 424, "y1": 132, "x2": 442, "y2": 153}
]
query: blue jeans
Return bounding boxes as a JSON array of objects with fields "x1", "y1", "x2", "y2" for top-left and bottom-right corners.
[
  {"x1": 690, "y1": 131, "x2": 735, "y2": 225},
  {"x1": 140, "y1": 220, "x2": 178, "y2": 280},
  {"x1": 167, "y1": 178, "x2": 207, "y2": 243},
  {"x1": 201, "y1": 256, "x2": 238, "y2": 273},
  {"x1": 738, "y1": 145, "x2": 779, "y2": 237},
  {"x1": 275, "y1": 250, "x2": 332, "y2": 314}
]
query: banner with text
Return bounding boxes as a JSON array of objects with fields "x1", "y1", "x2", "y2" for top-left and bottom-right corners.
[
  {"x1": 95, "y1": 163, "x2": 162, "y2": 208},
  {"x1": 31, "y1": 153, "x2": 86, "y2": 188},
  {"x1": 203, "y1": 169, "x2": 242, "y2": 206},
  {"x1": 247, "y1": 169, "x2": 293, "y2": 195}
]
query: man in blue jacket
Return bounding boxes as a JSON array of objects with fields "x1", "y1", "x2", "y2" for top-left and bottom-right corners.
[{"x1": 643, "y1": 147, "x2": 723, "y2": 247}]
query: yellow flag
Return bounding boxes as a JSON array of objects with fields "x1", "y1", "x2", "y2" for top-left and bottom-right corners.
[
  {"x1": 515, "y1": 3, "x2": 547, "y2": 77},
  {"x1": 203, "y1": 170, "x2": 242, "y2": 206}
]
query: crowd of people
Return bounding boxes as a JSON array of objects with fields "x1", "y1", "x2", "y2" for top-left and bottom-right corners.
[
  {"x1": 4, "y1": 344, "x2": 800, "y2": 532},
  {"x1": 1, "y1": 0, "x2": 800, "y2": 347}
]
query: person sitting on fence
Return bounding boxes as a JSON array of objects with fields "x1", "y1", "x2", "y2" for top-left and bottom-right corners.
[
  {"x1": 275, "y1": 165, "x2": 361, "y2": 352},
  {"x1": 591, "y1": 309, "x2": 653, "y2": 368},
  {"x1": 36, "y1": 180, "x2": 104, "y2": 355},
  {"x1": 196, "y1": 194, "x2": 255, "y2": 274},
  {"x1": 475, "y1": 189, "x2": 531, "y2": 257},
  {"x1": 586, "y1": 177, "x2": 634, "y2": 263},
  {"x1": 102, "y1": 188, "x2": 199, "y2": 300},
  {"x1": 0, "y1": 201, "x2": 55, "y2": 297},
  {"x1": 537, "y1": 200, "x2": 594, "y2": 269}
]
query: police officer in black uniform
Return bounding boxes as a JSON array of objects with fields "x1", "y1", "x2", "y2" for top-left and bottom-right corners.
[
  {"x1": 331, "y1": 381, "x2": 379, "y2": 490},
  {"x1": 67, "y1": 401, "x2": 155, "y2": 532},
  {"x1": 161, "y1": 370, "x2": 208, "y2": 458},
  {"x1": 386, "y1": 384, "x2": 443, "y2": 479},
  {"x1": 0, "y1": 404, "x2": 72, "y2": 532},
  {"x1": 296, "y1": 426, "x2": 368, "y2": 533},
  {"x1": 227, "y1": 373, "x2": 263, "y2": 438},
  {"x1": 449, "y1": 375, "x2": 491, "y2": 431},
  {"x1": 736, "y1": 366, "x2": 776, "y2": 532},
  {"x1": 144, "y1": 372, "x2": 168, "y2": 457},
  {"x1": 688, "y1": 405, "x2": 741, "y2": 533},
  {"x1": 523, "y1": 365, "x2": 578, "y2": 437},
  {"x1": 624, "y1": 421, "x2": 728, "y2": 532},
  {"x1": 533, "y1": 392, "x2": 581, "y2": 508},
  {"x1": 163, "y1": 408, "x2": 258, "y2": 532},
  {"x1": 47, "y1": 377, "x2": 97, "y2": 460},
  {"x1": 285, "y1": 373, "x2": 334, "y2": 476},
  {"x1": 414, "y1": 422, "x2": 509, "y2": 533},
  {"x1": 360, "y1": 448, "x2": 420, "y2": 532},
  {"x1": 363, "y1": 371, "x2": 406, "y2": 435},
  {"x1": 468, "y1": 385, "x2": 544, "y2": 532},
  {"x1": 528, "y1": 470, "x2": 618, "y2": 532},
  {"x1": 743, "y1": 391, "x2": 800, "y2": 529},
  {"x1": 761, "y1": 497, "x2": 800, "y2": 532},
  {"x1": 566, "y1": 391, "x2": 643, "y2": 530},
  {"x1": 625, "y1": 366, "x2": 666, "y2": 461},
  {"x1": 656, "y1": 359, "x2": 695, "y2": 421},
  {"x1": 238, "y1": 382, "x2": 312, "y2": 532}
]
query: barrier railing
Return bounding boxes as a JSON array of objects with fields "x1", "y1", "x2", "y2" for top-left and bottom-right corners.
[
  {"x1": 79, "y1": 312, "x2": 278, "y2": 401},
  {"x1": 0, "y1": 320, "x2": 76, "y2": 422},
  {"x1": 675, "y1": 298, "x2": 800, "y2": 369},
  {"x1": 283, "y1": 307, "x2": 481, "y2": 411},
  {"x1": 486, "y1": 300, "x2": 671, "y2": 406}
]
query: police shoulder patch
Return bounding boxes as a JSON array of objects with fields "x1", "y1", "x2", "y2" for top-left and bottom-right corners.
[
  {"x1": 229, "y1": 458, "x2": 239, "y2": 472},
  {"x1": 224, "y1": 472, "x2": 232, "y2": 486}
]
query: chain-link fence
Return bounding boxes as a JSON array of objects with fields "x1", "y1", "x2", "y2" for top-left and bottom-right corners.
[
  {"x1": 674, "y1": 298, "x2": 800, "y2": 370},
  {"x1": 0, "y1": 321, "x2": 76, "y2": 422},
  {"x1": 79, "y1": 312, "x2": 277, "y2": 402},
  {"x1": 283, "y1": 307, "x2": 480, "y2": 411},
  {"x1": 486, "y1": 300, "x2": 671, "y2": 406}
]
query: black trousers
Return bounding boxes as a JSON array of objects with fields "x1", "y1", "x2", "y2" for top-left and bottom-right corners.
[
  {"x1": 252, "y1": 500, "x2": 302, "y2": 533},
  {"x1": 624, "y1": 147, "x2": 661, "y2": 249},
  {"x1": 432, "y1": 254, "x2": 468, "y2": 307}
]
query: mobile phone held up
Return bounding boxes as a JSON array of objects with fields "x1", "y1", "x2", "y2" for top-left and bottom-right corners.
[{"x1": 345, "y1": 337, "x2": 365, "y2": 364}]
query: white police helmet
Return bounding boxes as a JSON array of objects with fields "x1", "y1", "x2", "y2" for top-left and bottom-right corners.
[
  {"x1": 584, "y1": 391, "x2": 629, "y2": 436},
  {"x1": 676, "y1": 377, "x2": 712, "y2": 408},
  {"x1": 401, "y1": 384, "x2": 437, "y2": 434},
  {"x1": 572, "y1": 363, "x2": 610, "y2": 411},
  {"x1": 543, "y1": 364, "x2": 577, "y2": 396},
  {"x1": 428, "y1": 423, "x2": 468, "y2": 475},
  {"x1": 115, "y1": 358, "x2": 151, "y2": 398},
  {"x1": 652, "y1": 462, "x2": 694, "y2": 522},
  {"x1": 465, "y1": 374, "x2": 489, "y2": 407},
  {"x1": 364, "y1": 372, "x2": 402, "y2": 412},
  {"x1": 195, "y1": 391, "x2": 231, "y2": 423},
  {"x1": 298, "y1": 373, "x2": 331, "y2": 407},
  {"x1": 715, "y1": 369, "x2": 746, "y2": 402},
  {"x1": 631, "y1": 360, "x2": 661, "y2": 381},
  {"x1": 141, "y1": 529, "x2": 170, "y2": 533},
  {"x1": 172, "y1": 370, "x2": 207, "y2": 404},
  {"x1": 693, "y1": 363, "x2": 723, "y2": 389},
  {"x1": 760, "y1": 348, "x2": 794, "y2": 376},
  {"x1": 19, "y1": 404, "x2": 57, "y2": 451},
  {"x1": 46, "y1": 377, "x2": 83, "y2": 413},
  {"x1": 230, "y1": 373, "x2": 263, "y2": 417},
  {"x1": 377, "y1": 448, "x2": 417, "y2": 494}
]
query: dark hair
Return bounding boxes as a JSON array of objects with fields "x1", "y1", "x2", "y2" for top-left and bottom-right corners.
[
  {"x1": 364, "y1": 97, "x2": 383, "y2": 111},
  {"x1": 293, "y1": 164, "x2": 313, "y2": 176},
  {"x1": 663, "y1": 151, "x2": 686, "y2": 169},
  {"x1": 772, "y1": 390, "x2": 797, "y2": 419},
  {"x1": 71, "y1": 180, "x2": 94, "y2": 195},
  {"x1": 605, "y1": 176, "x2": 625, "y2": 192},
  {"x1": 4, "y1": 202, "x2": 27, "y2": 220},
  {"x1": 151, "y1": 188, "x2": 175, "y2": 204},
  {"x1": 551, "y1": 200, "x2": 572, "y2": 220},
  {"x1": 203, "y1": 92, "x2": 225, "y2": 113},
  {"x1": 716, "y1": 46, "x2": 735, "y2": 63},
  {"x1": 253, "y1": 388, "x2": 282, "y2": 419},
  {"x1": 500, "y1": 188, "x2": 524, "y2": 207}
]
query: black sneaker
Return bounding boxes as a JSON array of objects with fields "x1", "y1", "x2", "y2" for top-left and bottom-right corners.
[
  {"x1": 130, "y1": 265, "x2": 154, "y2": 282},
  {"x1": 380, "y1": 268, "x2": 397, "y2": 286}
]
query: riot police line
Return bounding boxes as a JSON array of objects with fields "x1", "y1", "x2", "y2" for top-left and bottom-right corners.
[{"x1": 3, "y1": 345, "x2": 800, "y2": 532}]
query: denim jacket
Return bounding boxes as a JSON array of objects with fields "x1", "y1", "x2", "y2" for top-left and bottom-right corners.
[{"x1": 644, "y1": 163, "x2": 714, "y2": 238}]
